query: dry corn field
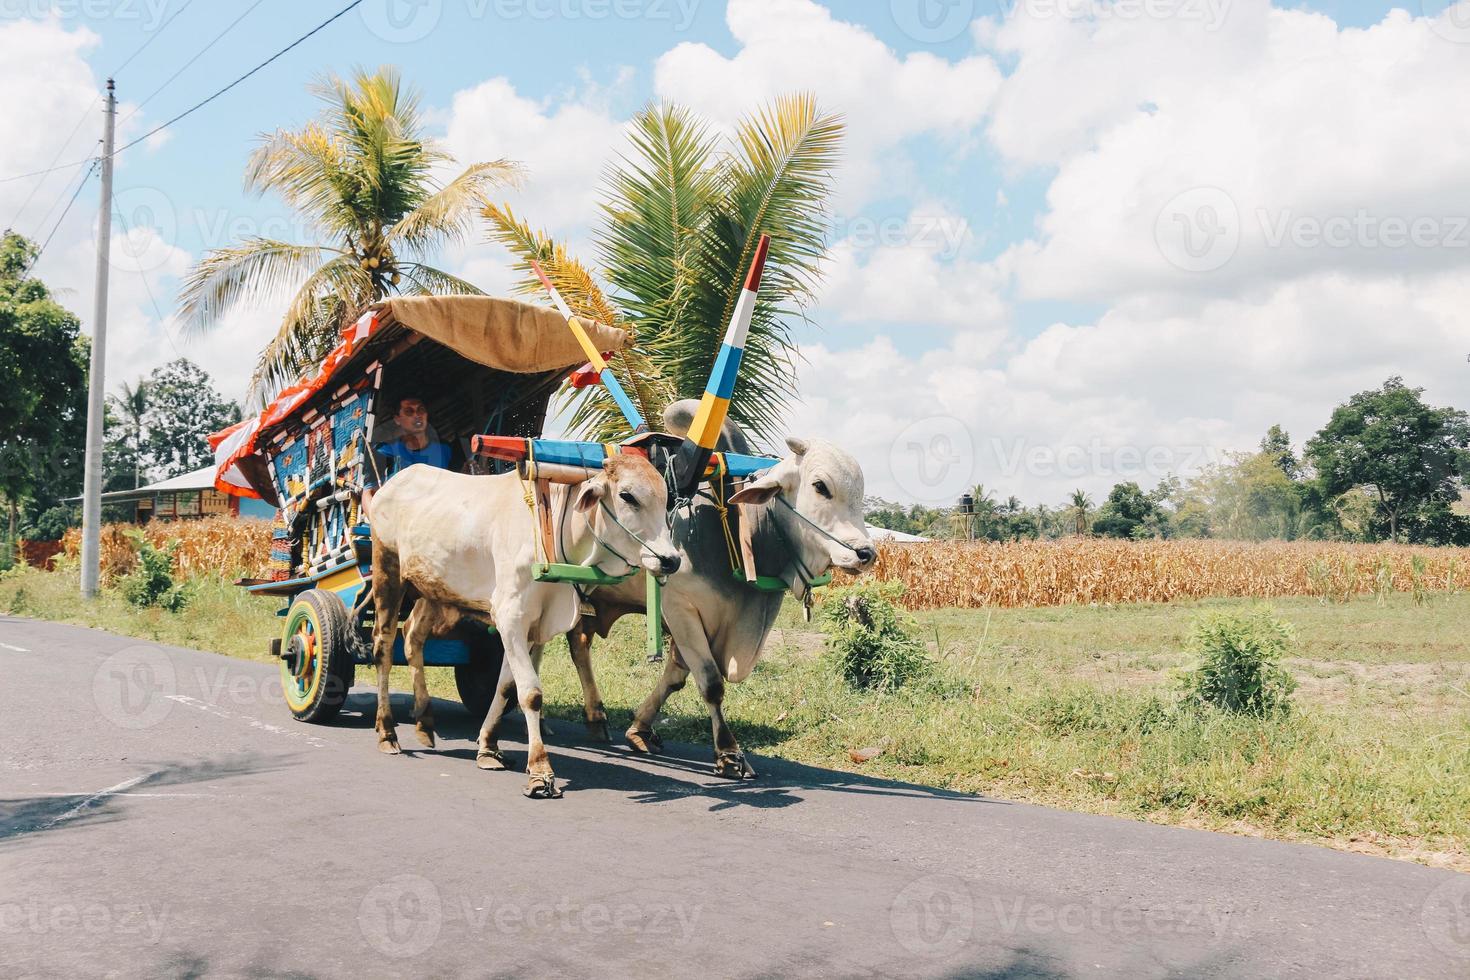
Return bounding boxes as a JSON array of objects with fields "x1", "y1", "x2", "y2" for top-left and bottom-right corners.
[
  {"x1": 874, "y1": 538, "x2": 1470, "y2": 609},
  {"x1": 60, "y1": 517, "x2": 272, "y2": 585}
]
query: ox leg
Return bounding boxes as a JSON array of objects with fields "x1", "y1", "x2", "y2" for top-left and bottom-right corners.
[
  {"x1": 567, "y1": 621, "x2": 610, "y2": 742},
  {"x1": 370, "y1": 550, "x2": 405, "y2": 755},
  {"x1": 501, "y1": 625, "x2": 560, "y2": 799},
  {"x1": 476, "y1": 658, "x2": 517, "y2": 771},
  {"x1": 688, "y1": 655, "x2": 755, "y2": 780},
  {"x1": 402, "y1": 602, "x2": 437, "y2": 748},
  {"x1": 625, "y1": 643, "x2": 687, "y2": 754}
]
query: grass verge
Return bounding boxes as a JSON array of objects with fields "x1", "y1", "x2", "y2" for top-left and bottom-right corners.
[{"x1": 3, "y1": 564, "x2": 1466, "y2": 871}]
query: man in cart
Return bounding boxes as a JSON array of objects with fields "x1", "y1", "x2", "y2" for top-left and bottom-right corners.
[{"x1": 364, "y1": 392, "x2": 462, "y2": 511}]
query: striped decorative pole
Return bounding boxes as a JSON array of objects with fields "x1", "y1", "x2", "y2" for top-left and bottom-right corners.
[
  {"x1": 673, "y1": 234, "x2": 770, "y2": 495},
  {"x1": 530, "y1": 259, "x2": 647, "y2": 433}
]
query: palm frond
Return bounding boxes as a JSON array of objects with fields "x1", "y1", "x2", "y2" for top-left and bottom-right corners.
[
  {"x1": 176, "y1": 239, "x2": 336, "y2": 338},
  {"x1": 248, "y1": 254, "x2": 373, "y2": 400},
  {"x1": 390, "y1": 159, "x2": 522, "y2": 253},
  {"x1": 483, "y1": 201, "x2": 674, "y2": 440},
  {"x1": 395, "y1": 262, "x2": 485, "y2": 296}
]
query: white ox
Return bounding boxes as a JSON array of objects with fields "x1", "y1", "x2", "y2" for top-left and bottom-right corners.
[
  {"x1": 368, "y1": 456, "x2": 680, "y2": 798},
  {"x1": 565, "y1": 403, "x2": 876, "y2": 778}
]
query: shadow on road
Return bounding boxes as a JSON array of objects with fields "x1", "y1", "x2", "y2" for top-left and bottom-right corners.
[
  {"x1": 335, "y1": 689, "x2": 999, "y2": 812},
  {"x1": 0, "y1": 753, "x2": 286, "y2": 845}
]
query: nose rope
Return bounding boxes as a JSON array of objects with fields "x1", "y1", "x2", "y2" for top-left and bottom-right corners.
[
  {"x1": 576, "y1": 496, "x2": 672, "y2": 572},
  {"x1": 772, "y1": 494, "x2": 865, "y2": 555}
]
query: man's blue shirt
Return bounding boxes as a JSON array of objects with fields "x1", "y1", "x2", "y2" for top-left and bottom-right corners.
[{"x1": 378, "y1": 439, "x2": 452, "y2": 473}]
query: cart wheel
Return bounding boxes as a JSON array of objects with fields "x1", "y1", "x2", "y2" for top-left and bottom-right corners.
[
  {"x1": 279, "y1": 589, "x2": 355, "y2": 723},
  {"x1": 454, "y1": 627, "x2": 505, "y2": 723}
]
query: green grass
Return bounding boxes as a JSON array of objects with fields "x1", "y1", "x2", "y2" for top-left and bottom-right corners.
[{"x1": 5, "y1": 563, "x2": 1467, "y2": 870}]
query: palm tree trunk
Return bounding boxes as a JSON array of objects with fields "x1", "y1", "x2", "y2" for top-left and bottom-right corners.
[{"x1": 8, "y1": 499, "x2": 17, "y2": 560}]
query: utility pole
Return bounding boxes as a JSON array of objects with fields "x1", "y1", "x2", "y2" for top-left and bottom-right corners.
[{"x1": 80, "y1": 79, "x2": 115, "y2": 598}]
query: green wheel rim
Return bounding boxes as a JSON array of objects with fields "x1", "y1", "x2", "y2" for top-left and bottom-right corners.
[{"x1": 280, "y1": 603, "x2": 323, "y2": 712}]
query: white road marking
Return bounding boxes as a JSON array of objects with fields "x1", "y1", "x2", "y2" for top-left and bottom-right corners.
[
  {"x1": 25, "y1": 792, "x2": 234, "y2": 799},
  {"x1": 0, "y1": 642, "x2": 29, "y2": 652},
  {"x1": 42, "y1": 773, "x2": 153, "y2": 828},
  {"x1": 166, "y1": 693, "x2": 326, "y2": 747}
]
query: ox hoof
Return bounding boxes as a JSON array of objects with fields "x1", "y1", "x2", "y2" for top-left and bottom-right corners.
[
  {"x1": 476, "y1": 748, "x2": 508, "y2": 771},
  {"x1": 524, "y1": 772, "x2": 562, "y2": 799},
  {"x1": 625, "y1": 728, "x2": 663, "y2": 754},
  {"x1": 585, "y1": 718, "x2": 611, "y2": 743},
  {"x1": 415, "y1": 724, "x2": 436, "y2": 748},
  {"x1": 714, "y1": 751, "x2": 756, "y2": 780},
  {"x1": 378, "y1": 735, "x2": 401, "y2": 756}
]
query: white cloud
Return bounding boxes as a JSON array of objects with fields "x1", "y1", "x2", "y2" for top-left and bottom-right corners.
[
  {"x1": 986, "y1": 2, "x2": 1470, "y2": 301},
  {"x1": 794, "y1": 268, "x2": 1470, "y2": 505},
  {"x1": 653, "y1": 0, "x2": 1001, "y2": 207}
]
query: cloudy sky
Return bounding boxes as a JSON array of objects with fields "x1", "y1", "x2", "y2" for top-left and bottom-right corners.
[{"x1": 3, "y1": 0, "x2": 1468, "y2": 506}]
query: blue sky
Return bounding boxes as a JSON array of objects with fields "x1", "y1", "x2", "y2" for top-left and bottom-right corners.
[{"x1": 3, "y1": 0, "x2": 1467, "y2": 504}]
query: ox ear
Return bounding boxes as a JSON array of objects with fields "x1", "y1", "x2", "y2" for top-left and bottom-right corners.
[
  {"x1": 785, "y1": 436, "x2": 809, "y2": 457},
  {"x1": 729, "y1": 466, "x2": 790, "y2": 506},
  {"x1": 575, "y1": 476, "x2": 607, "y2": 512}
]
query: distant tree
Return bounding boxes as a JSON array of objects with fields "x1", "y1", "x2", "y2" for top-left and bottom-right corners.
[
  {"x1": 1067, "y1": 489, "x2": 1093, "y2": 536},
  {"x1": 0, "y1": 232, "x2": 87, "y2": 548},
  {"x1": 1306, "y1": 377, "x2": 1470, "y2": 542},
  {"x1": 1260, "y1": 424, "x2": 1300, "y2": 481},
  {"x1": 1092, "y1": 482, "x2": 1165, "y2": 539},
  {"x1": 107, "y1": 377, "x2": 151, "y2": 489},
  {"x1": 142, "y1": 359, "x2": 241, "y2": 477}
]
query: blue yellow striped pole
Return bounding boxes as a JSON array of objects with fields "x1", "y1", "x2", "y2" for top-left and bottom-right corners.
[
  {"x1": 530, "y1": 259, "x2": 647, "y2": 433},
  {"x1": 673, "y1": 234, "x2": 770, "y2": 494}
]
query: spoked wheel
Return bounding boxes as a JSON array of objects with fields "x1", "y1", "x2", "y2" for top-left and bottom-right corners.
[
  {"x1": 454, "y1": 626, "x2": 505, "y2": 722},
  {"x1": 279, "y1": 589, "x2": 355, "y2": 722}
]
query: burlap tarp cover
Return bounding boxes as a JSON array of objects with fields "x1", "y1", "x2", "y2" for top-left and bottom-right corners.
[{"x1": 371, "y1": 295, "x2": 628, "y2": 372}]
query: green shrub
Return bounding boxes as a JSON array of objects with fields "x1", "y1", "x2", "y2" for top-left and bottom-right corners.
[
  {"x1": 819, "y1": 581, "x2": 933, "y2": 691},
  {"x1": 116, "y1": 531, "x2": 190, "y2": 612},
  {"x1": 1180, "y1": 607, "x2": 1296, "y2": 715}
]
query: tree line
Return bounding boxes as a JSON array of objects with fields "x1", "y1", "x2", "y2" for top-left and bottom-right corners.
[{"x1": 868, "y1": 378, "x2": 1470, "y2": 547}]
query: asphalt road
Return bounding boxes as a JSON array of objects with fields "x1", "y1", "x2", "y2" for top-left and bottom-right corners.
[{"x1": 1, "y1": 615, "x2": 1467, "y2": 979}]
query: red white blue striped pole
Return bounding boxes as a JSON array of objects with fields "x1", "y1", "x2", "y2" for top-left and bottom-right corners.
[
  {"x1": 530, "y1": 259, "x2": 647, "y2": 433},
  {"x1": 674, "y1": 234, "x2": 770, "y2": 494}
]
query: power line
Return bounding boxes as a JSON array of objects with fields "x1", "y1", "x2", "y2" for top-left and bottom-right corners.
[
  {"x1": 6, "y1": 97, "x2": 100, "y2": 230},
  {"x1": 112, "y1": 0, "x2": 366, "y2": 157},
  {"x1": 112, "y1": 200, "x2": 185, "y2": 360},
  {"x1": 27, "y1": 144, "x2": 100, "y2": 240},
  {"x1": 0, "y1": 0, "x2": 364, "y2": 182},
  {"x1": 19, "y1": 159, "x2": 98, "y2": 280},
  {"x1": 121, "y1": 0, "x2": 269, "y2": 125},
  {"x1": 110, "y1": 0, "x2": 199, "y2": 76}
]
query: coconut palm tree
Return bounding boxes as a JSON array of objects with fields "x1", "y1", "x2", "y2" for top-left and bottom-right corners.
[
  {"x1": 484, "y1": 95, "x2": 843, "y2": 443},
  {"x1": 178, "y1": 67, "x2": 519, "y2": 399},
  {"x1": 1069, "y1": 489, "x2": 1093, "y2": 536},
  {"x1": 107, "y1": 378, "x2": 150, "y2": 488}
]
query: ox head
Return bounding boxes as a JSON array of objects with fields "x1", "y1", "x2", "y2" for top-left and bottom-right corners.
[
  {"x1": 729, "y1": 436, "x2": 876, "y2": 577},
  {"x1": 575, "y1": 455, "x2": 682, "y2": 577}
]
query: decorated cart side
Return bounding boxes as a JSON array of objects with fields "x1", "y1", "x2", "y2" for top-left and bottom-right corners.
[{"x1": 211, "y1": 296, "x2": 630, "y2": 723}]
